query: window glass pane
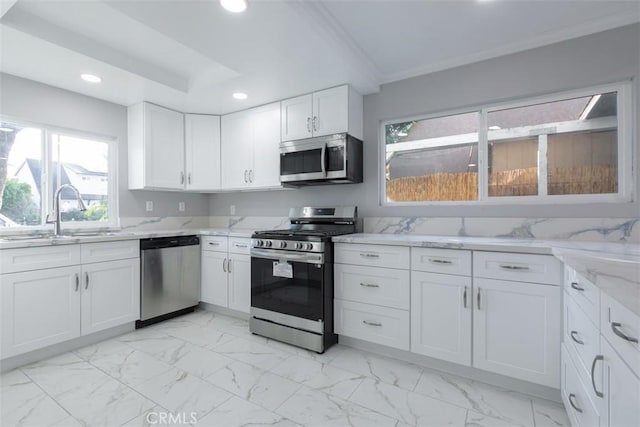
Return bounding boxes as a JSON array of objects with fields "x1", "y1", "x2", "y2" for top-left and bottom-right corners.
[
  {"x1": 0, "y1": 122, "x2": 43, "y2": 226},
  {"x1": 487, "y1": 137, "x2": 538, "y2": 197},
  {"x1": 385, "y1": 112, "x2": 479, "y2": 202},
  {"x1": 50, "y1": 133, "x2": 109, "y2": 223}
]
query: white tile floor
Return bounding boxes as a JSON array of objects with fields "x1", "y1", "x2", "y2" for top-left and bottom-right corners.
[{"x1": 1, "y1": 310, "x2": 571, "y2": 427}]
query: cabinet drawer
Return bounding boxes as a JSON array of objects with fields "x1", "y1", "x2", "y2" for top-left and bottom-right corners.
[
  {"x1": 411, "y1": 248, "x2": 471, "y2": 276},
  {"x1": 335, "y1": 264, "x2": 410, "y2": 310},
  {"x1": 229, "y1": 237, "x2": 251, "y2": 255},
  {"x1": 335, "y1": 243, "x2": 410, "y2": 270},
  {"x1": 601, "y1": 293, "x2": 640, "y2": 378},
  {"x1": 473, "y1": 251, "x2": 562, "y2": 285},
  {"x1": 565, "y1": 292, "x2": 601, "y2": 387},
  {"x1": 81, "y1": 240, "x2": 139, "y2": 263},
  {"x1": 0, "y1": 245, "x2": 81, "y2": 273},
  {"x1": 334, "y1": 299, "x2": 409, "y2": 350},
  {"x1": 561, "y1": 345, "x2": 601, "y2": 427},
  {"x1": 202, "y1": 236, "x2": 228, "y2": 252},
  {"x1": 565, "y1": 267, "x2": 600, "y2": 327}
]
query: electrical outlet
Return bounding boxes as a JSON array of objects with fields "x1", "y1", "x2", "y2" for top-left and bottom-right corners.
[
  {"x1": 145, "y1": 201, "x2": 153, "y2": 212},
  {"x1": 230, "y1": 205, "x2": 236, "y2": 215},
  {"x1": 178, "y1": 202, "x2": 185, "y2": 212}
]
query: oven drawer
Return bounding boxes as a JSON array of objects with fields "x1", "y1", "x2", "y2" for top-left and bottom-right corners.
[
  {"x1": 412, "y1": 248, "x2": 471, "y2": 276},
  {"x1": 565, "y1": 266, "x2": 600, "y2": 327},
  {"x1": 335, "y1": 264, "x2": 410, "y2": 310},
  {"x1": 335, "y1": 243, "x2": 410, "y2": 270},
  {"x1": 202, "y1": 236, "x2": 228, "y2": 252},
  {"x1": 473, "y1": 251, "x2": 562, "y2": 285},
  {"x1": 229, "y1": 237, "x2": 251, "y2": 255},
  {"x1": 334, "y1": 299, "x2": 409, "y2": 350}
]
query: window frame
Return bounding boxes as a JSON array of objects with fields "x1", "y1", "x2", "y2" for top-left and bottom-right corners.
[
  {"x1": 379, "y1": 80, "x2": 634, "y2": 206},
  {"x1": 0, "y1": 116, "x2": 119, "y2": 233}
]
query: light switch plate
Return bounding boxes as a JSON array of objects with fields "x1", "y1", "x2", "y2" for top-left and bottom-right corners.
[
  {"x1": 145, "y1": 201, "x2": 153, "y2": 212},
  {"x1": 178, "y1": 202, "x2": 185, "y2": 212},
  {"x1": 230, "y1": 205, "x2": 236, "y2": 215}
]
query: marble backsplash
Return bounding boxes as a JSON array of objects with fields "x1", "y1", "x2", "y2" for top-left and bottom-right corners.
[{"x1": 119, "y1": 216, "x2": 212, "y2": 231}]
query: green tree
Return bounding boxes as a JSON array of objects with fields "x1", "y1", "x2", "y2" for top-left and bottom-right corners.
[
  {"x1": 0, "y1": 179, "x2": 40, "y2": 225},
  {"x1": 0, "y1": 123, "x2": 22, "y2": 210},
  {"x1": 385, "y1": 121, "x2": 415, "y2": 145},
  {"x1": 62, "y1": 201, "x2": 108, "y2": 222}
]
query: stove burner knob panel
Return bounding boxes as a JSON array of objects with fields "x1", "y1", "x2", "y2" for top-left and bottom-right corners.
[
  {"x1": 304, "y1": 243, "x2": 313, "y2": 250},
  {"x1": 264, "y1": 240, "x2": 272, "y2": 248},
  {"x1": 278, "y1": 241, "x2": 287, "y2": 249},
  {"x1": 254, "y1": 239, "x2": 264, "y2": 247},
  {"x1": 294, "y1": 242, "x2": 303, "y2": 250}
]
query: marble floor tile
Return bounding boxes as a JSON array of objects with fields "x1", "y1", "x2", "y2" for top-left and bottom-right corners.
[
  {"x1": 329, "y1": 346, "x2": 423, "y2": 391},
  {"x1": 121, "y1": 405, "x2": 186, "y2": 427},
  {"x1": 198, "y1": 395, "x2": 300, "y2": 427},
  {"x1": 1, "y1": 369, "x2": 71, "y2": 427},
  {"x1": 133, "y1": 367, "x2": 232, "y2": 419},
  {"x1": 205, "y1": 360, "x2": 301, "y2": 411},
  {"x1": 164, "y1": 322, "x2": 237, "y2": 348},
  {"x1": 87, "y1": 347, "x2": 174, "y2": 386},
  {"x1": 73, "y1": 338, "x2": 131, "y2": 362},
  {"x1": 271, "y1": 354, "x2": 365, "y2": 399},
  {"x1": 170, "y1": 342, "x2": 233, "y2": 379},
  {"x1": 276, "y1": 385, "x2": 397, "y2": 427},
  {"x1": 348, "y1": 378, "x2": 468, "y2": 426},
  {"x1": 122, "y1": 332, "x2": 192, "y2": 364},
  {"x1": 413, "y1": 368, "x2": 535, "y2": 427},
  {"x1": 212, "y1": 336, "x2": 290, "y2": 370},
  {"x1": 465, "y1": 411, "x2": 522, "y2": 427},
  {"x1": 532, "y1": 399, "x2": 571, "y2": 427}
]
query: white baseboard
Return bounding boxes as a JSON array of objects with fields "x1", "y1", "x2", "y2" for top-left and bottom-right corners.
[{"x1": 198, "y1": 302, "x2": 250, "y2": 321}]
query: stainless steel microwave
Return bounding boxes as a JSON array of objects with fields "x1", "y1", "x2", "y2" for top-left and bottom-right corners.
[{"x1": 279, "y1": 133, "x2": 363, "y2": 186}]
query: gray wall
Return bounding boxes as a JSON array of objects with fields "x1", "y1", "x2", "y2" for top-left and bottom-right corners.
[
  {"x1": 209, "y1": 23, "x2": 640, "y2": 219},
  {"x1": 0, "y1": 73, "x2": 209, "y2": 218}
]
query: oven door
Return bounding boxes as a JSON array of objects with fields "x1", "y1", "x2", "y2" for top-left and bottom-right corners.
[{"x1": 250, "y1": 249, "x2": 326, "y2": 330}]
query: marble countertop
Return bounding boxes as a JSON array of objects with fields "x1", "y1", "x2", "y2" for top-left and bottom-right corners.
[{"x1": 333, "y1": 233, "x2": 640, "y2": 317}]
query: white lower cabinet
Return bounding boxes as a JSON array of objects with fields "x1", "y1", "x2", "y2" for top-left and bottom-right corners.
[
  {"x1": 201, "y1": 250, "x2": 229, "y2": 307},
  {"x1": 411, "y1": 271, "x2": 472, "y2": 365},
  {"x1": 228, "y1": 254, "x2": 251, "y2": 313},
  {"x1": 473, "y1": 277, "x2": 561, "y2": 388},
  {"x1": 81, "y1": 259, "x2": 140, "y2": 335},
  {"x1": 602, "y1": 338, "x2": 640, "y2": 427},
  {"x1": 562, "y1": 345, "x2": 602, "y2": 427},
  {"x1": 1, "y1": 266, "x2": 81, "y2": 359}
]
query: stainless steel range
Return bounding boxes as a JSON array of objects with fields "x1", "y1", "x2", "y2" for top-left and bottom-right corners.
[{"x1": 249, "y1": 207, "x2": 359, "y2": 353}]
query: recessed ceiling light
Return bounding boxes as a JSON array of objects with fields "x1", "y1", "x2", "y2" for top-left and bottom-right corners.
[
  {"x1": 81, "y1": 73, "x2": 102, "y2": 83},
  {"x1": 0, "y1": 127, "x2": 14, "y2": 132},
  {"x1": 220, "y1": 0, "x2": 247, "y2": 13},
  {"x1": 233, "y1": 92, "x2": 248, "y2": 100}
]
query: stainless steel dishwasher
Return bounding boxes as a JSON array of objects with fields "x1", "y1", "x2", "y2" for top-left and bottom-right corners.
[{"x1": 137, "y1": 235, "x2": 201, "y2": 328}]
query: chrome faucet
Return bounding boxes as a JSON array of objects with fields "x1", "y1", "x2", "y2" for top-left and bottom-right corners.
[{"x1": 46, "y1": 184, "x2": 88, "y2": 235}]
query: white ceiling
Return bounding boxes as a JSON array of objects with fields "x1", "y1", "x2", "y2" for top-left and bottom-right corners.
[{"x1": 1, "y1": 0, "x2": 638, "y2": 114}]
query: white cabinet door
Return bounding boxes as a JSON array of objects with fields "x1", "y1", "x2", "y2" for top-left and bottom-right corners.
[
  {"x1": 281, "y1": 94, "x2": 312, "y2": 141},
  {"x1": 185, "y1": 114, "x2": 221, "y2": 191},
  {"x1": 473, "y1": 278, "x2": 561, "y2": 388},
  {"x1": 221, "y1": 110, "x2": 252, "y2": 189},
  {"x1": 603, "y1": 338, "x2": 640, "y2": 427},
  {"x1": 313, "y1": 86, "x2": 348, "y2": 137},
  {"x1": 228, "y1": 254, "x2": 250, "y2": 313},
  {"x1": 250, "y1": 102, "x2": 281, "y2": 188},
  {"x1": 411, "y1": 271, "x2": 472, "y2": 366},
  {"x1": 81, "y1": 259, "x2": 140, "y2": 335},
  {"x1": 201, "y1": 250, "x2": 228, "y2": 307},
  {"x1": 144, "y1": 103, "x2": 185, "y2": 189},
  {"x1": 1, "y1": 266, "x2": 81, "y2": 359}
]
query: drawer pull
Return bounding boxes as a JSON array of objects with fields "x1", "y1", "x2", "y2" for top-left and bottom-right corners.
[
  {"x1": 429, "y1": 258, "x2": 453, "y2": 265},
  {"x1": 568, "y1": 393, "x2": 583, "y2": 413},
  {"x1": 591, "y1": 355, "x2": 604, "y2": 398},
  {"x1": 463, "y1": 286, "x2": 467, "y2": 309},
  {"x1": 234, "y1": 244, "x2": 248, "y2": 248},
  {"x1": 570, "y1": 282, "x2": 585, "y2": 291},
  {"x1": 360, "y1": 283, "x2": 380, "y2": 288},
  {"x1": 360, "y1": 253, "x2": 380, "y2": 259},
  {"x1": 611, "y1": 322, "x2": 639, "y2": 344},
  {"x1": 570, "y1": 331, "x2": 584, "y2": 345},
  {"x1": 208, "y1": 242, "x2": 220, "y2": 246},
  {"x1": 362, "y1": 320, "x2": 382, "y2": 327},
  {"x1": 499, "y1": 264, "x2": 529, "y2": 271}
]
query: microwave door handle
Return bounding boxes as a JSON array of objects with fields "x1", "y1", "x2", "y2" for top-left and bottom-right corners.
[{"x1": 320, "y1": 144, "x2": 327, "y2": 176}]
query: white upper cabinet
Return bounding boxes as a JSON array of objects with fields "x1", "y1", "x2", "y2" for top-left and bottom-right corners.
[
  {"x1": 128, "y1": 102, "x2": 185, "y2": 190},
  {"x1": 221, "y1": 102, "x2": 281, "y2": 190},
  {"x1": 281, "y1": 85, "x2": 363, "y2": 142},
  {"x1": 185, "y1": 114, "x2": 221, "y2": 191}
]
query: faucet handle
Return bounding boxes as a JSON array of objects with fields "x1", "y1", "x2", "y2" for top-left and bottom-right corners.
[{"x1": 45, "y1": 213, "x2": 54, "y2": 224}]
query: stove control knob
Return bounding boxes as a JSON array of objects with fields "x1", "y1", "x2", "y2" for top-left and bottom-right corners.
[
  {"x1": 304, "y1": 243, "x2": 313, "y2": 251},
  {"x1": 279, "y1": 241, "x2": 287, "y2": 249},
  {"x1": 255, "y1": 240, "x2": 263, "y2": 247},
  {"x1": 294, "y1": 242, "x2": 303, "y2": 250},
  {"x1": 264, "y1": 240, "x2": 272, "y2": 248}
]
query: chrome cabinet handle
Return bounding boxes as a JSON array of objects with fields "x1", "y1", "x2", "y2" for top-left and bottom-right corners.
[
  {"x1": 75, "y1": 273, "x2": 79, "y2": 292},
  {"x1": 244, "y1": 170, "x2": 248, "y2": 183},
  {"x1": 429, "y1": 258, "x2": 453, "y2": 265},
  {"x1": 227, "y1": 259, "x2": 232, "y2": 273},
  {"x1": 85, "y1": 272, "x2": 89, "y2": 290},
  {"x1": 568, "y1": 393, "x2": 583, "y2": 413},
  {"x1": 591, "y1": 355, "x2": 604, "y2": 398},
  {"x1": 188, "y1": 173, "x2": 192, "y2": 184},
  {"x1": 249, "y1": 170, "x2": 253, "y2": 183},
  {"x1": 360, "y1": 253, "x2": 379, "y2": 259},
  {"x1": 313, "y1": 116, "x2": 318, "y2": 132},
  {"x1": 463, "y1": 286, "x2": 467, "y2": 308},
  {"x1": 208, "y1": 242, "x2": 220, "y2": 246},
  {"x1": 570, "y1": 282, "x2": 585, "y2": 291},
  {"x1": 570, "y1": 331, "x2": 584, "y2": 345},
  {"x1": 360, "y1": 283, "x2": 379, "y2": 288},
  {"x1": 222, "y1": 258, "x2": 227, "y2": 273},
  {"x1": 306, "y1": 117, "x2": 311, "y2": 133},
  {"x1": 235, "y1": 243, "x2": 248, "y2": 248},
  {"x1": 499, "y1": 264, "x2": 529, "y2": 271},
  {"x1": 362, "y1": 320, "x2": 382, "y2": 327},
  {"x1": 180, "y1": 172, "x2": 185, "y2": 185},
  {"x1": 611, "y1": 322, "x2": 639, "y2": 344},
  {"x1": 477, "y1": 288, "x2": 481, "y2": 310}
]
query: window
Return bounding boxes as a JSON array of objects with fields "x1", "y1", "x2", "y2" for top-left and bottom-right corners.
[
  {"x1": 0, "y1": 119, "x2": 117, "y2": 229},
  {"x1": 381, "y1": 82, "x2": 632, "y2": 204}
]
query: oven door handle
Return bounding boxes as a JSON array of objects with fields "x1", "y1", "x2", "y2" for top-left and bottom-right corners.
[{"x1": 250, "y1": 248, "x2": 324, "y2": 265}]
